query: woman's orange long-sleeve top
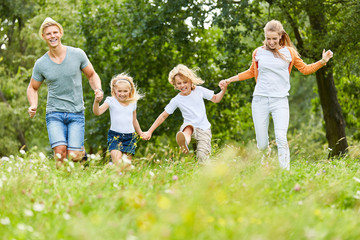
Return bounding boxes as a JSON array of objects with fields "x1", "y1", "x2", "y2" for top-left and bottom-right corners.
[{"x1": 237, "y1": 46, "x2": 325, "y2": 82}]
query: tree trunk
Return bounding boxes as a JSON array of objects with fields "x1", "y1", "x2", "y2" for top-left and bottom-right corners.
[
  {"x1": 305, "y1": 0, "x2": 348, "y2": 157},
  {"x1": 315, "y1": 68, "x2": 348, "y2": 156}
]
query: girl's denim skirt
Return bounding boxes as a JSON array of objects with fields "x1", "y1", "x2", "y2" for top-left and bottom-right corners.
[{"x1": 107, "y1": 130, "x2": 137, "y2": 155}]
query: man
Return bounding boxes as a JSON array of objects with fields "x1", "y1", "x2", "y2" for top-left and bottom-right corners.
[{"x1": 27, "y1": 17, "x2": 104, "y2": 167}]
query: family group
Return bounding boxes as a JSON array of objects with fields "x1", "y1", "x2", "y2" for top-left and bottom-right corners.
[{"x1": 27, "y1": 17, "x2": 333, "y2": 170}]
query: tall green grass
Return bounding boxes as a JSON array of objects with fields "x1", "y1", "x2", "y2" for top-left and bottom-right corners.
[{"x1": 1, "y1": 142, "x2": 360, "y2": 239}]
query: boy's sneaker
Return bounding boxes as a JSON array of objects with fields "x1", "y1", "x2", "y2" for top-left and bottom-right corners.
[{"x1": 176, "y1": 131, "x2": 189, "y2": 154}]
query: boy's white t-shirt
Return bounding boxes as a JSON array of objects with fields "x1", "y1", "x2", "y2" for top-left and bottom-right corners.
[
  {"x1": 254, "y1": 47, "x2": 292, "y2": 97},
  {"x1": 105, "y1": 96, "x2": 136, "y2": 133},
  {"x1": 165, "y1": 86, "x2": 214, "y2": 130}
]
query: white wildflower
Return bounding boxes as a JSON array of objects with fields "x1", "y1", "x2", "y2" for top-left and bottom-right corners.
[
  {"x1": 68, "y1": 161, "x2": 75, "y2": 168},
  {"x1": 33, "y1": 203, "x2": 45, "y2": 212},
  {"x1": 7, "y1": 167, "x2": 12, "y2": 173},
  {"x1": 39, "y1": 152, "x2": 46, "y2": 160},
  {"x1": 24, "y1": 209, "x2": 34, "y2": 217},
  {"x1": 17, "y1": 223, "x2": 27, "y2": 230},
  {"x1": 122, "y1": 155, "x2": 131, "y2": 164},
  {"x1": 67, "y1": 167, "x2": 71, "y2": 172},
  {"x1": 69, "y1": 152, "x2": 76, "y2": 158},
  {"x1": 56, "y1": 153, "x2": 62, "y2": 159},
  {"x1": 18, "y1": 157, "x2": 24, "y2": 162},
  {"x1": 126, "y1": 234, "x2": 137, "y2": 240},
  {"x1": 354, "y1": 191, "x2": 360, "y2": 199},
  {"x1": 17, "y1": 223, "x2": 33, "y2": 232},
  {"x1": 63, "y1": 158, "x2": 69, "y2": 163},
  {"x1": 165, "y1": 189, "x2": 175, "y2": 194},
  {"x1": 63, "y1": 213, "x2": 71, "y2": 220},
  {"x1": 0, "y1": 217, "x2": 10, "y2": 225},
  {"x1": 10, "y1": 155, "x2": 14, "y2": 159},
  {"x1": 354, "y1": 177, "x2": 360, "y2": 183},
  {"x1": 149, "y1": 171, "x2": 155, "y2": 177},
  {"x1": 0, "y1": 179, "x2": 2, "y2": 188},
  {"x1": 90, "y1": 154, "x2": 96, "y2": 159},
  {"x1": 20, "y1": 149, "x2": 26, "y2": 155},
  {"x1": 1, "y1": 156, "x2": 9, "y2": 161}
]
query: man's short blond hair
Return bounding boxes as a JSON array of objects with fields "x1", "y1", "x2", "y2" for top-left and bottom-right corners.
[{"x1": 39, "y1": 17, "x2": 63, "y2": 38}]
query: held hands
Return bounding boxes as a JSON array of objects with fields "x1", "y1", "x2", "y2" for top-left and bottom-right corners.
[
  {"x1": 219, "y1": 79, "x2": 230, "y2": 90},
  {"x1": 322, "y1": 49, "x2": 333, "y2": 64},
  {"x1": 141, "y1": 132, "x2": 152, "y2": 141},
  {"x1": 94, "y1": 89, "x2": 104, "y2": 103},
  {"x1": 28, "y1": 105, "x2": 37, "y2": 118}
]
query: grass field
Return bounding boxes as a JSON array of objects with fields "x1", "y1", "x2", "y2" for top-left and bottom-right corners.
[{"x1": 1, "y1": 143, "x2": 360, "y2": 240}]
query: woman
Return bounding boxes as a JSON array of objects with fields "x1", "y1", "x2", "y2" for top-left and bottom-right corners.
[{"x1": 220, "y1": 20, "x2": 333, "y2": 170}]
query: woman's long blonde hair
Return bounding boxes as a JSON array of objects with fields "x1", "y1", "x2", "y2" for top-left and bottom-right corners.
[
  {"x1": 263, "y1": 20, "x2": 299, "y2": 60},
  {"x1": 110, "y1": 73, "x2": 142, "y2": 104},
  {"x1": 168, "y1": 64, "x2": 204, "y2": 90}
]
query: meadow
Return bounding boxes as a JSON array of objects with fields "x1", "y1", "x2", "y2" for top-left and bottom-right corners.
[{"x1": 1, "y1": 142, "x2": 360, "y2": 240}]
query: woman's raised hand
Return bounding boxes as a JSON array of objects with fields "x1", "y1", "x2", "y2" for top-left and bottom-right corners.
[{"x1": 322, "y1": 49, "x2": 333, "y2": 63}]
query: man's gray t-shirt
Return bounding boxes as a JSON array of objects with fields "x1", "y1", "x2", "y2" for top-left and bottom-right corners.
[{"x1": 32, "y1": 46, "x2": 89, "y2": 113}]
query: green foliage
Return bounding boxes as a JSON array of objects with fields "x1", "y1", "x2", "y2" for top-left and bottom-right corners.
[
  {"x1": 78, "y1": 0, "x2": 256, "y2": 153},
  {"x1": 336, "y1": 75, "x2": 360, "y2": 139},
  {"x1": 0, "y1": 0, "x2": 359, "y2": 158}
]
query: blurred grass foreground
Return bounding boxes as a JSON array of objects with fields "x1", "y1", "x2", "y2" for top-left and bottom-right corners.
[{"x1": 1, "y1": 143, "x2": 360, "y2": 240}]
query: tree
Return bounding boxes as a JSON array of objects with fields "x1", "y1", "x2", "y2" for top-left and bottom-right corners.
[
  {"x1": 208, "y1": 0, "x2": 358, "y2": 157},
  {"x1": 79, "y1": 0, "x2": 240, "y2": 154},
  {"x1": 0, "y1": 0, "x2": 84, "y2": 156},
  {"x1": 265, "y1": 0, "x2": 360, "y2": 156}
]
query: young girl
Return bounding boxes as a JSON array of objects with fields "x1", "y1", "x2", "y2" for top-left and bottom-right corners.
[
  {"x1": 93, "y1": 73, "x2": 144, "y2": 165},
  {"x1": 219, "y1": 20, "x2": 333, "y2": 170},
  {"x1": 143, "y1": 64, "x2": 228, "y2": 162}
]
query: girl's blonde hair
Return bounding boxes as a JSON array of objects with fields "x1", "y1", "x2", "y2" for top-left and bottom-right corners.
[
  {"x1": 263, "y1": 20, "x2": 299, "y2": 60},
  {"x1": 39, "y1": 17, "x2": 64, "y2": 39},
  {"x1": 110, "y1": 73, "x2": 142, "y2": 104},
  {"x1": 168, "y1": 64, "x2": 205, "y2": 90}
]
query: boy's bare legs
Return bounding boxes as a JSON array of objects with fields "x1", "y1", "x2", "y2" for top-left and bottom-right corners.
[
  {"x1": 176, "y1": 125, "x2": 193, "y2": 154},
  {"x1": 182, "y1": 126, "x2": 193, "y2": 144}
]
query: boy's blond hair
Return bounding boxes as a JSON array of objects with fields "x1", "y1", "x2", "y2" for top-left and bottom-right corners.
[
  {"x1": 39, "y1": 17, "x2": 64, "y2": 39},
  {"x1": 110, "y1": 73, "x2": 142, "y2": 104},
  {"x1": 168, "y1": 64, "x2": 205, "y2": 90}
]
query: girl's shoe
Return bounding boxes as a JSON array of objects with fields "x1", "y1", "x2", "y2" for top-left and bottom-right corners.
[{"x1": 176, "y1": 131, "x2": 189, "y2": 154}]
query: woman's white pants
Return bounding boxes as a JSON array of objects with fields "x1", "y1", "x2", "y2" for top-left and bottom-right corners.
[{"x1": 252, "y1": 96, "x2": 290, "y2": 170}]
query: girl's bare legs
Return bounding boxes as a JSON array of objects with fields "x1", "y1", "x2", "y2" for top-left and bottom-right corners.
[{"x1": 110, "y1": 150, "x2": 123, "y2": 165}]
